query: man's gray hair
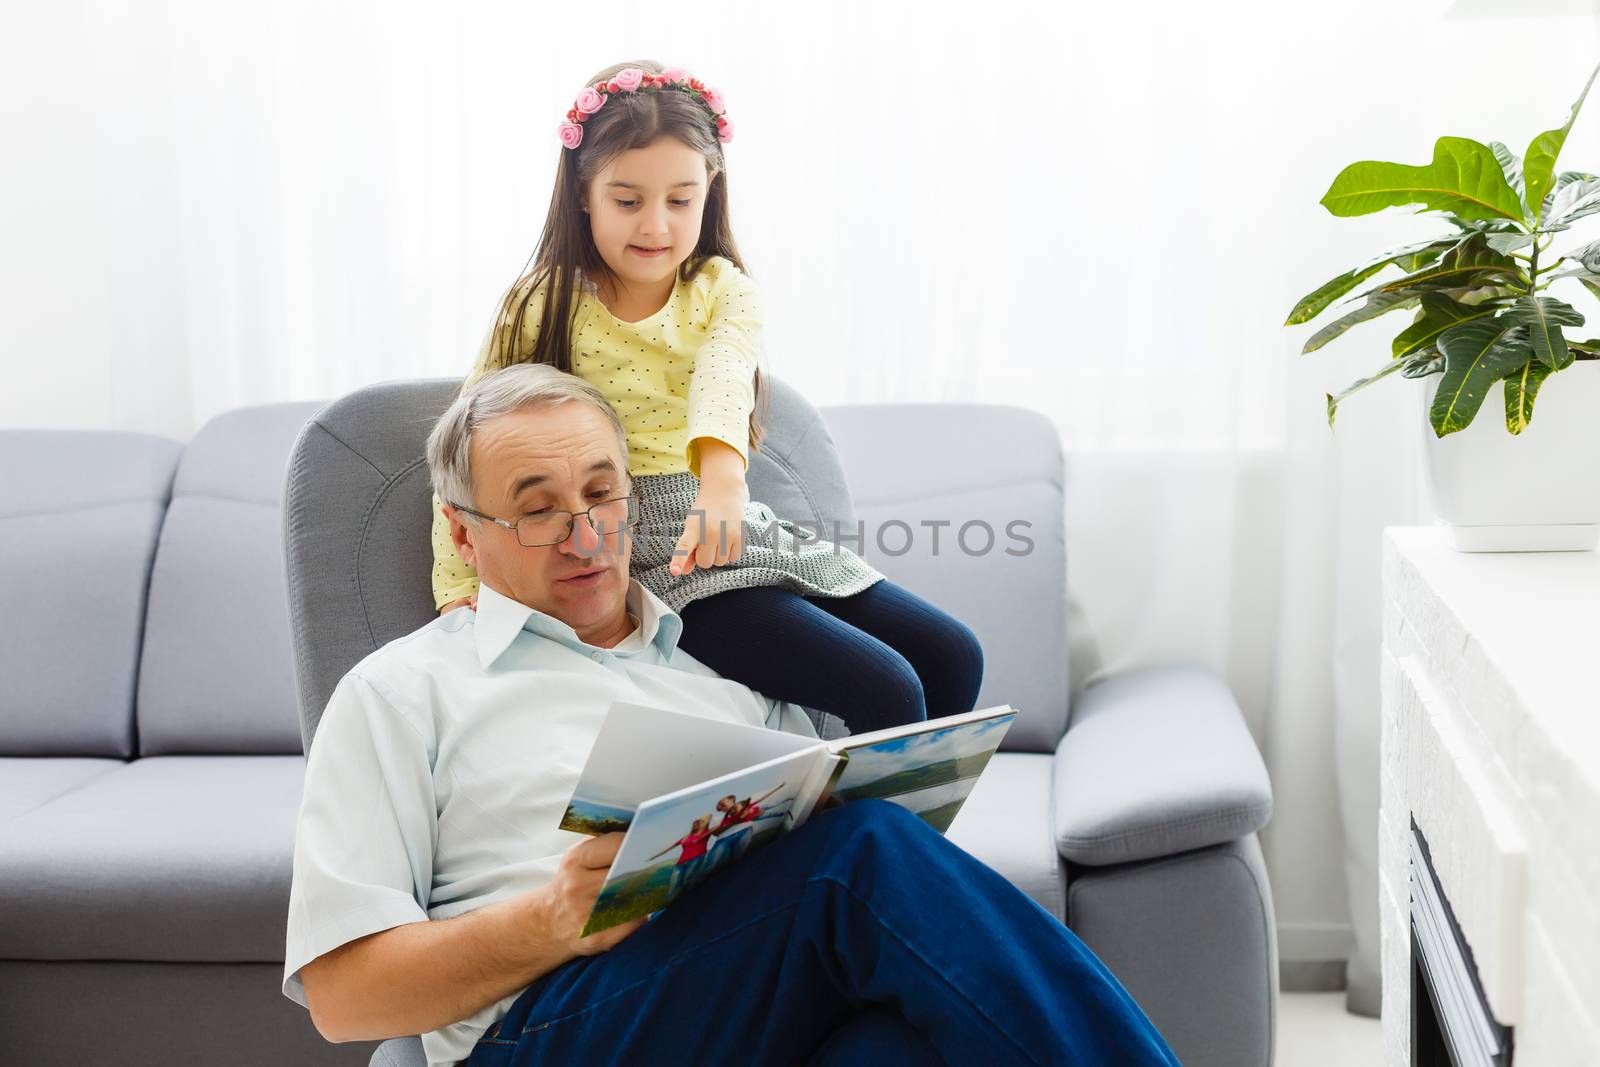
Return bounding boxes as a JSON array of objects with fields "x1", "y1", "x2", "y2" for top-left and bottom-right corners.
[{"x1": 426, "y1": 363, "x2": 629, "y2": 521}]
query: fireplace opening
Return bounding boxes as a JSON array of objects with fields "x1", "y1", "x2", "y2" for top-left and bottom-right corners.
[{"x1": 1409, "y1": 818, "x2": 1513, "y2": 1067}]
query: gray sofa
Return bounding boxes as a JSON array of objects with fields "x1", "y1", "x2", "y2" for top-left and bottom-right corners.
[
  {"x1": 0, "y1": 412, "x2": 374, "y2": 1065},
  {"x1": 0, "y1": 376, "x2": 1278, "y2": 1067}
]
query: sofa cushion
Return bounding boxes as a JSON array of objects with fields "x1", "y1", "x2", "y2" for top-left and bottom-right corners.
[
  {"x1": 136, "y1": 403, "x2": 320, "y2": 755},
  {"x1": 0, "y1": 757, "x2": 124, "y2": 824},
  {"x1": 0, "y1": 430, "x2": 182, "y2": 757},
  {"x1": 0, "y1": 755, "x2": 305, "y2": 961},
  {"x1": 946, "y1": 751, "x2": 1064, "y2": 920},
  {"x1": 822, "y1": 404, "x2": 1068, "y2": 754}
]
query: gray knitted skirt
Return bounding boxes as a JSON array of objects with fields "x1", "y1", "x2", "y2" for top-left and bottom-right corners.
[{"x1": 629, "y1": 471, "x2": 884, "y2": 615}]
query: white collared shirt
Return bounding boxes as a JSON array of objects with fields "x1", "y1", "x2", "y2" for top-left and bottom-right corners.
[{"x1": 281, "y1": 579, "x2": 817, "y2": 1066}]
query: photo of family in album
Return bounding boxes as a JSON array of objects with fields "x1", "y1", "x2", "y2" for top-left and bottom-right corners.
[
  {"x1": 582, "y1": 757, "x2": 812, "y2": 934},
  {"x1": 648, "y1": 784, "x2": 791, "y2": 897}
]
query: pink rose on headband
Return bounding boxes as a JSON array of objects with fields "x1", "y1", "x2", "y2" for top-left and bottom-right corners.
[
  {"x1": 558, "y1": 121, "x2": 584, "y2": 149},
  {"x1": 717, "y1": 117, "x2": 734, "y2": 143},
  {"x1": 575, "y1": 87, "x2": 604, "y2": 115},
  {"x1": 661, "y1": 67, "x2": 688, "y2": 84},
  {"x1": 613, "y1": 68, "x2": 645, "y2": 92},
  {"x1": 702, "y1": 87, "x2": 726, "y2": 115}
]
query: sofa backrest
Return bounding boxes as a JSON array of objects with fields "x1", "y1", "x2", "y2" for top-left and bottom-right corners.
[
  {"x1": 134, "y1": 402, "x2": 320, "y2": 755},
  {"x1": 0, "y1": 430, "x2": 183, "y2": 757},
  {"x1": 283, "y1": 376, "x2": 1069, "y2": 754},
  {"x1": 822, "y1": 404, "x2": 1068, "y2": 753},
  {"x1": 3, "y1": 388, "x2": 1070, "y2": 760}
]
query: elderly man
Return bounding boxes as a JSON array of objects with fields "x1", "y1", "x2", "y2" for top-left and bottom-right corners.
[{"x1": 281, "y1": 364, "x2": 1180, "y2": 1067}]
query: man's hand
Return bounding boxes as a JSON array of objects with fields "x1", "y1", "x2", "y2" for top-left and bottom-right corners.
[
  {"x1": 439, "y1": 594, "x2": 479, "y2": 614},
  {"x1": 300, "y1": 832, "x2": 642, "y2": 1044},
  {"x1": 540, "y1": 832, "x2": 644, "y2": 958}
]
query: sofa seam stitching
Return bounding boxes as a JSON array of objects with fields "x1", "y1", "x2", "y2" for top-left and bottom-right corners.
[
  {"x1": 355, "y1": 456, "x2": 430, "y2": 648},
  {"x1": 309, "y1": 419, "x2": 387, "y2": 481}
]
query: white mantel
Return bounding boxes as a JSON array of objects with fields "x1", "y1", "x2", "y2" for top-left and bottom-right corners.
[{"x1": 1380, "y1": 525, "x2": 1600, "y2": 1065}]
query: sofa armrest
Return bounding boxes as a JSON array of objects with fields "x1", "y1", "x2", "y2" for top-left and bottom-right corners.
[{"x1": 1053, "y1": 663, "x2": 1272, "y2": 866}]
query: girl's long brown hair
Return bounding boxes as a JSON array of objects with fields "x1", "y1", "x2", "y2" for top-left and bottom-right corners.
[{"x1": 484, "y1": 59, "x2": 766, "y2": 455}]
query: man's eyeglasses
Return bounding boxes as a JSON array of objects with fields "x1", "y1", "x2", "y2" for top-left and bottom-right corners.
[{"x1": 447, "y1": 492, "x2": 640, "y2": 548}]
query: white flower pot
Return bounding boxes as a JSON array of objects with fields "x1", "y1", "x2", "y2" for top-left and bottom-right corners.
[{"x1": 1417, "y1": 358, "x2": 1600, "y2": 552}]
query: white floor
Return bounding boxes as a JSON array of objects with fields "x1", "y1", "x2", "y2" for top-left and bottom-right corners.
[{"x1": 1277, "y1": 992, "x2": 1383, "y2": 1066}]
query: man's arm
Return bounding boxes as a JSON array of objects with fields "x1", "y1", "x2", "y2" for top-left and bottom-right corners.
[{"x1": 301, "y1": 832, "x2": 640, "y2": 1043}]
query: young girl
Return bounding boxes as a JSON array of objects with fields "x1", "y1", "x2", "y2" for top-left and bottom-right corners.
[{"x1": 432, "y1": 59, "x2": 983, "y2": 733}]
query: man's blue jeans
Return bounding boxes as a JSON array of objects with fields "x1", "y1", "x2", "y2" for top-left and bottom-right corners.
[{"x1": 465, "y1": 800, "x2": 1181, "y2": 1066}]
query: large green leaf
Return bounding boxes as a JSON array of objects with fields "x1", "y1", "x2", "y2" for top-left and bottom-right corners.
[
  {"x1": 1431, "y1": 317, "x2": 1537, "y2": 435},
  {"x1": 1502, "y1": 295, "x2": 1583, "y2": 370},
  {"x1": 1284, "y1": 262, "x2": 1391, "y2": 326},
  {"x1": 1503, "y1": 357, "x2": 1553, "y2": 434},
  {"x1": 1391, "y1": 293, "x2": 1500, "y2": 358},
  {"x1": 1545, "y1": 178, "x2": 1600, "y2": 227},
  {"x1": 1302, "y1": 290, "x2": 1420, "y2": 355},
  {"x1": 1526, "y1": 61, "x2": 1600, "y2": 224},
  {"x1": 1285, "y1": 236, "x2": 1454, "y2": 325},
  {"x1": 1321, "y1": 136, "x2": 1528, "y2": 223},
  {"x1": 1376, "y1": 233, "x2": 1521, "y2": 294},
  {"x1": 1540, "y1": 171, "x2": 1599, "y2": 221},
  {"x1": 1566, "y1": 238, "x2": 1600, "y2": 272},
  {"x1": 1326, "y1": 357, "x2": 1408, "y2": 430}
]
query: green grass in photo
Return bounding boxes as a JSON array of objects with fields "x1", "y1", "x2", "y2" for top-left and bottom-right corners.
[{"x1": 582, "y1": 862, "x2": 675, "y2": 937}]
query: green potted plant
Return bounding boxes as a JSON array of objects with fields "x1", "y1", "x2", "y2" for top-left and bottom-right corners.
[{"x1": 1288, "y1": 62, "x2": 1600, "y2": 552}]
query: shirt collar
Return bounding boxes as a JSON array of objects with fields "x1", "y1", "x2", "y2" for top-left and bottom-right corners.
[{"x1": 473, "y1": 579, "x2": 684, "y2": 669}]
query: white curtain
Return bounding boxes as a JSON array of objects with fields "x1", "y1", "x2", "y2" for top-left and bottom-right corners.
[{"x1": 6, "y1": 0, "x2": 1600, "y2": 1015}]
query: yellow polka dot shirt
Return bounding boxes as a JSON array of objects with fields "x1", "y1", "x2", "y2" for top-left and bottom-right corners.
[{"x1": 431, "y1": 254, "x2": 763, "y2": 609}]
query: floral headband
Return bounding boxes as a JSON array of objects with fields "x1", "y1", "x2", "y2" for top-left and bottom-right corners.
[{"x1": 557, "y1": 66, "x2": 733, "y2": 151}]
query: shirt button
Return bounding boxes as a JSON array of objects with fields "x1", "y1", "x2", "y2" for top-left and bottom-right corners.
[{"x1": 591, "y1": 651, "x2": 604, "y2": 662}]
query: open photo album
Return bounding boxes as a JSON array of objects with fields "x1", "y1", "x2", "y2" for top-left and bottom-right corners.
[{"x1": 560, "y1": 701, "x2": 1019, "y2": 936}]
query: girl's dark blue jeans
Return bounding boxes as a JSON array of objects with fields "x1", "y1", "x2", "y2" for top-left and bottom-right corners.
[
  {"x1": 675, "y1": 578, "x2": 985, "y2": 734},
  {"x1": 466, "y1": 800, "x2": 1181, "y2": 1067}
]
